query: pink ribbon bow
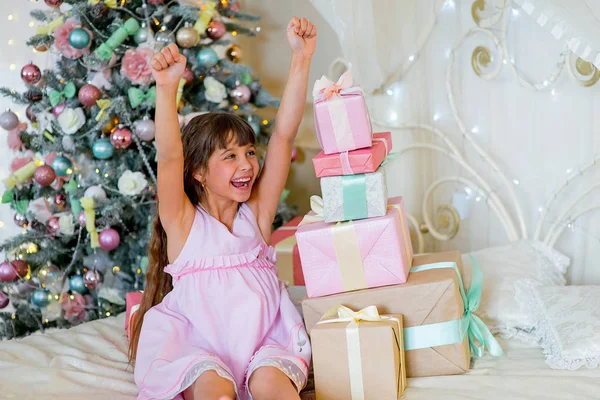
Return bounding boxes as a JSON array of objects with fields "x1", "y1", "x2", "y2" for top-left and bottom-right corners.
[{"x1": 312, "y1": 66, "x2": 354, "y2": 100}]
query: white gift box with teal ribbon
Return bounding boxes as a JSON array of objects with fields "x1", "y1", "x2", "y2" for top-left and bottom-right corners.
[{"x1": 320, "y1": 166, "x2": 388, "y2": 223}]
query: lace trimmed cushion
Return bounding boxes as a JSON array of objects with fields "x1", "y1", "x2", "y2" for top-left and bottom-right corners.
[
  {"x1": 461, "y1": 240, "x2": 570, "y2": 342},
  {"x1": 515, "y1": 281, "x2": 600, "y2": 370}
]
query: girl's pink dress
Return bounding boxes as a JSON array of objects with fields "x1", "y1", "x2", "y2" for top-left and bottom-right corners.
[{"x1": 134, "y1": 203, "x2": 311, "y2": 399}]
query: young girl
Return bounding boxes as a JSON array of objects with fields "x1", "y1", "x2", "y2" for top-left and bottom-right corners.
[{"x1": 129, "y1": 17, "x2": 317, "y2": 400}]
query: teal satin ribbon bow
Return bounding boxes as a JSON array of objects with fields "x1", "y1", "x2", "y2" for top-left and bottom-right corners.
[
  {"x1": 403, "y1": 258, "x2": 504, "y2": 357},
  {"x1": 128, "y1": 86, "x2": 156, "y2": 109},
  {"x1": 48, "y1": 82, "x2": 76, "y2": 107}
]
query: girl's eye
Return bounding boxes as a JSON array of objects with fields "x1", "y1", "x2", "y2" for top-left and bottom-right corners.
[
  {"x1": 225, "y1": 154, "x2": 235, "y2": 160},
  {"x1": 247, "y1": 150, "x2": 256, "y2": 156}
]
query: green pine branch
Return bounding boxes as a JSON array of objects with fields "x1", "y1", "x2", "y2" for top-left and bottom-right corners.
[
  {"x1": 0, "y1": 88, "x2": 29, "y2": 105},
  {"x1": 57, "y1": 58, "x2": 88, "y2": 81},
  {"x1": 225, "y1": 11, "x2": 261, "y2": 22},
  {"x1": 30, "y1": 10, "x2": 49, "y2": 22},
  {"x1": 42, "y1": 70, "x2": 62, "y2": 88},
  {"x1": 255, "y1": 89, "x2": 280, "y2": 108},
  {"x1": 0, "y1": 231, "x2": 50, "y2": 254},
  {"x1": 167, "y1": 4, "x2": 204, "y2": 21},
  {"x1": 224, "y1": 22, "x2": 255, "y2": 36},
  {"x1": 26, "y1": 34, "x2": 54, "y2": 48}
]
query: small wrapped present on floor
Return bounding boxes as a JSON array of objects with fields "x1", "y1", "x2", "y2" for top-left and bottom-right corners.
[
  {"x1": 311, "y1": 305, "x2": 406, "y2": 400},
  {"x1": 296, "y1": 196, "x2": 413, "y2": 298},
  {"x1": 124, "y1": 291, "x2": 143, "y2": 338},
  {"x1": 312, "y1": 132, "x2": 392, "y2": 178},
  {"x1": 313, "y1": 67, "x2": 372, "y2": 155},
  {"x1": 320, "y1": 166, "x2": 388, "y2": 223},
  {"x1": 271, "y1": 216, "x2": 305, "y2": 285},
  {"x1": 302, "y1": 251, "x2": 503, "y2": 377}
]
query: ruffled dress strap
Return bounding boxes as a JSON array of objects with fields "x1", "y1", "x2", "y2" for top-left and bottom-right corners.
[{"x1": 163, "y1": 203, "x2": 277, "y2": 279}]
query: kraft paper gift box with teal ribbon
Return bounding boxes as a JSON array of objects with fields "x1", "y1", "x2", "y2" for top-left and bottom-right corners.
[
  {"x1": 319, "y1": 165, "x2": 388, "y2": 223},
  {"x1": 311, "y1": 305, "x2": 406, "y2": 400},
  {"x1": 302, "y1": 251, "x2": 503, "y2": 377}
]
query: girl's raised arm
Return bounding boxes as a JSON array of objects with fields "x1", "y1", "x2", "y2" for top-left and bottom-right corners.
[
  {"x1": 151, "y1": 44, "x2": 195, "y2": 262},
  {"x1": 250, "y1": 17, "x2": 317, "y2": 235}
]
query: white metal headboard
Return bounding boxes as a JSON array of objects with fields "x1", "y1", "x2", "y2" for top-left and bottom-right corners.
[{"x1": 328, "y1": 0, "x2": 600, "y2": 254}]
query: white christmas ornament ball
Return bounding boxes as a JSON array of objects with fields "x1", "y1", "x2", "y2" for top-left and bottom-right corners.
[{"x1": 84, "y1": 185, "x2": 107, "y2": 200}]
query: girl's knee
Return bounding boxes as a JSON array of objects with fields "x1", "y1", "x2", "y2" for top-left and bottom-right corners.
[
  {"x1": 248, "y1": 366, "x2": 299, "y2": 400},
  {"x1": 183, "y1": 370, "x2": 236, "y2": 400}
]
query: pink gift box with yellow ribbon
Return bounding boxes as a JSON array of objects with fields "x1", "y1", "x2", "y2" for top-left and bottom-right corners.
[
  {"x1": 124, "y1": 291, "x2": 143, "y2": 338},
  {"x1": 296, "y1": 196, "x2": 414, "y2": 298},
  {"x1": 312, "y1": 132, "x2": 392, "y2": 178},
  {"x1": 313, "y1": 67, "x2": 373, "y2": 155}
]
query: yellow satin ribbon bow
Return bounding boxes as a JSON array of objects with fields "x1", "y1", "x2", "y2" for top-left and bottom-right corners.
[
  {"x1": 79, "y1": 197, "x2": 99, "y2": 248},
  {"x1": 88, "y1": 0, "x2": 118, "y2": 8},
  {"x1": 312, "y1": 65, "x2": 354, "y2": 100},
  {"x1": 298, "y1": 195, "x2": 325, "y2": 226},
  {"x1": 36, "y1": 16, "x2": 65, "y2": 35},
  {"x1": 95, "y1": 99, "x2": 112, "y2": 122},
  {"x1": 194, "y1": 1, "x2": 217, "y2": 33},
  {"x1": 3, "y1": 161, "x2": 38, "y2": 190},
  {"x1": 319, "y1": 305, "x2": 387, "y2": 324}
]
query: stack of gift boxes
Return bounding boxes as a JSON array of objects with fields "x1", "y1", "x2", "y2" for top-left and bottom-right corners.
[{"x1": 280, "y1": 69, "x2": 502, "y2": 399}]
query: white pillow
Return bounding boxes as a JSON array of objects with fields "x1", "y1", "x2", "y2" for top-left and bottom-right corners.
[
  {"x1": 515, "y1": 281, "x2": 600, "y2": 370},
  {"x1": 461, "y1": 240, "x2": 569, "y2": 342}
]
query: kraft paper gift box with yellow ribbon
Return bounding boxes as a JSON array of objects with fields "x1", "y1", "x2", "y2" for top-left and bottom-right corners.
[
  {"x1": 311, "y1": 305, "x2": 406, "y2": 400},
  {"x1": 313, "y1": 67, "x2": 373, "y2": 155},
  {"x1": 295, "y1": 196, "x2": 413, "y2": 298},
  {"x1": 320, "y1": 165, "x2": 388, "y2": 223},
  {"x1": 312, "y1": 132, "x2": 392, "y2": 178},
  {"x1": 271, "y1": 216, "x2": 305, "y2": 285},
  {"x1": 302, "y1": 251, "x2": 504, "y2": 377}
]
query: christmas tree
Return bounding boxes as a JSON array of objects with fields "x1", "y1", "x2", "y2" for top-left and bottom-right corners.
[{"x1": 0, "y1": 0, "x2": 296, "y2": 339}]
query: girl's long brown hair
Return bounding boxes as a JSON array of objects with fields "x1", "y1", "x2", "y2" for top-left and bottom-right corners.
[{"x1": 128, "y1": 112, "x2": 256, "y2": 364}]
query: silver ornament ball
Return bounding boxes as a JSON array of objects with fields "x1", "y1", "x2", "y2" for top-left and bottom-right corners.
[
  {"x1": 134, "y1": 28, "x2": 149, "y2": 44},
  {"x1": 0, "y1": 110, "x2": 19, "y2": 131},
  {"x1": 134, "y1": 118, "x2": 156, "y2": 141},
  {"x1": 176, "y1": 26, "x2": 199, "y2": 48}
]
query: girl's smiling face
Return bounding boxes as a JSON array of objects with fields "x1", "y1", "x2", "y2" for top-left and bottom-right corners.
[{"x1": 196, "y1": 134, "x2": 260, "y2": 203}]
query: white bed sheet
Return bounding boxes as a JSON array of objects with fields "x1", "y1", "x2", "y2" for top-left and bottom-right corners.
[{"x1": 1, "y1": 313, "x2": 599, "y2": 400}]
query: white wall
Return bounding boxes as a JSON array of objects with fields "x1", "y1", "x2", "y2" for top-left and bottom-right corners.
[{"x1": 0, "y1": 2, "x2": 52, "y2": 246}]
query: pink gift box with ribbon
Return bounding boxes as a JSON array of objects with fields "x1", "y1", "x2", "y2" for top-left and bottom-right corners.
[
  {"x1": 313, "y1": 132, "x2": 392, "y2": 178},
  {"x1": 124, "y1": 291, "x2": 143, "y2": 338},
  {"x1": 313, "y1": 67, "x2": 373, "y2": 155},
  {"x1": 296, "y1": 196, "x2": 414, "y2": 298}
]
